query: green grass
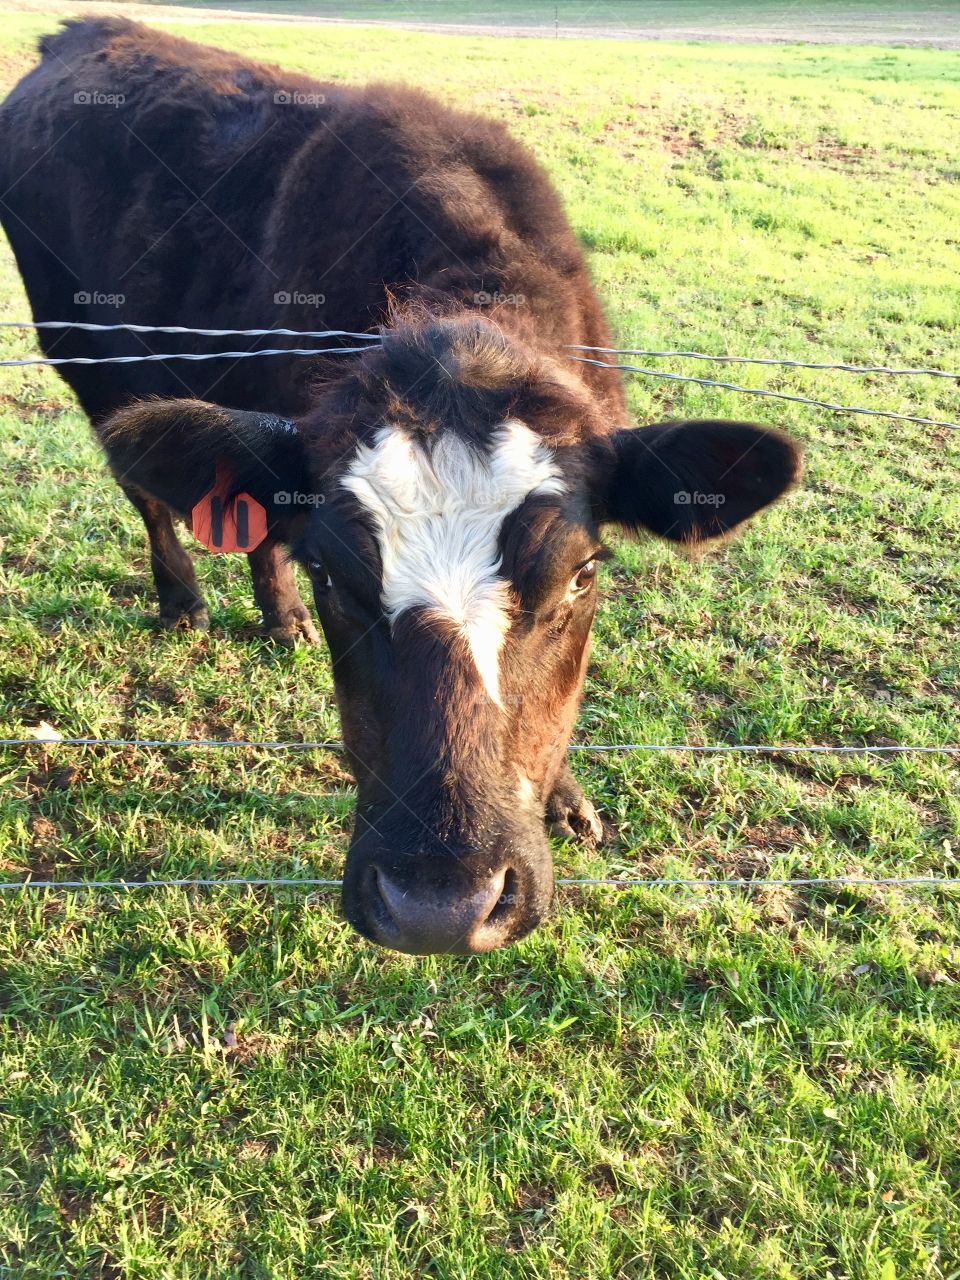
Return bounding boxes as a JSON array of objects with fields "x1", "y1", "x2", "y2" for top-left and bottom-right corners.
[{"x1": 2, "y1": 12, "x2": 960, "y2": 1279}]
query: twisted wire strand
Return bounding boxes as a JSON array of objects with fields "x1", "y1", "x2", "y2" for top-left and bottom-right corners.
[
  {"x1": 3, "y1": 738, "x2": 958, "y2": 754},
  {"x1": 3, "y1": 320, "x2": 955, "y2": 427},
  {"x1": 568, "y1": 344, "x2": 960, "y2": 380},
  {"x1": 1, "y1": 875, "x2": 958, "y2": 892},
  {"x1": 6, "y1": 323, "x2": 954, "y2": 380},
  {"x1": 569, "y1": 356, "x2": 960, "y2": 430},
  {"x1": 0, "y1": 345, "x2": 374, "y2": 367},
  {"x1": 1, "y1": 321, "x2": 381, "y2": 340}
]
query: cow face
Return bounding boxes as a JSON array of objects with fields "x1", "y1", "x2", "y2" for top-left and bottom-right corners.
[
  {"x1": 298, "y1": 419, "x2": 602, "y2": 957},
  {"x1": 103, "y1": 316, "x2": 801, "y2": 955}
]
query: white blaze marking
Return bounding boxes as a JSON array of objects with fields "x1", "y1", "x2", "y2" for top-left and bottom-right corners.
[{"x1": 341, "y1": 420, "x2": 565, "y2": 704}]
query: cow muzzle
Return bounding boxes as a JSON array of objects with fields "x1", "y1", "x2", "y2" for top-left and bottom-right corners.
[{"x1": 342, "y1": 842, "x2": 553, "y2": 955}]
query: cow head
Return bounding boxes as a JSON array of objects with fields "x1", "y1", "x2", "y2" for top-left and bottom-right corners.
[{"x1": 103, "y1": 315, "x2": 801, "y2": 954}]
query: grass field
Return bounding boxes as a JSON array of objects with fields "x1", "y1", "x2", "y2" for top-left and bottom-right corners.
[
  {"x1": 130, "y1": 0, "x2": 960, "y2": 46},
  {"x1": 2, "y1": 10, "x2": 960, "y2": 1279}
]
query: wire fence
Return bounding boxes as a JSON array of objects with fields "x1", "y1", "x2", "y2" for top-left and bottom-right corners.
[
  {"x1": 2, "y1": 876, "x2": 960, "y2": 893},
  {"x1": 4, "y1": 736, "x2": 958, "y2": 894},
  {"x1": 569, "y1": 356, "x2": 960, "y2": 430},
  {"x1": 3, "y1": 320, "x2": 958, "y2": 898},
  {"x1": 0, "y1": 345, "x2": 375, "y2": 366},
  {"x1": 569, "y1": 345, "x2": 960, "y2": 380},
  {"x1": 3, "y1": 321, "x2": 958, "y2": 429},
  {"x1": 0, "y1": 322, "x2": 381, "y2": 341},
  {"x1": 6, "y1": 322, "x2": 957, "y2": 379},
  {"x1": 3, "y1": 737, "x2": 959, "y2": 754}
]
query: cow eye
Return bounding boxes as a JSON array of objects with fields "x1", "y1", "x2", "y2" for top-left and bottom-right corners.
[
  {"x1": 571, "y1": 560, "x2": 597, "y2": 593},
  {"x1": 307, "y1": 560, "x2": 333, "y2": 591}
]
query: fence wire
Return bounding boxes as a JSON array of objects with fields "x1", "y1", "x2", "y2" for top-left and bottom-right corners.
[
  {"x1": 4, "y1": 321, "x2": 958, "y2": 899},
  {"x1": 1, "y1": 321, "x2": 381, "y2": 341},
  {"x1": 3, "y1": 320, "x2": 957, "y2": 429},
  {"x1": 569, "y1": 345, "x2": 960, "y2": 380},
  {"x1": 7, "y1": 323, "x2": 957, "y2": 380},
  {"x1": 0, "y1": 345, "x2": 374, "y2": 367},
  {"x1": 3, "y1": 738, "x2": 959, "y2": 754},
  {"x1": 1, "y1": 875, "x2": 959, "y2": 893},
  {"x1": 569, "y1": 356, "x2": 960, "y2": 430},
  {"x1": 4, "y1": 739, "x2": 957, "y2": 892}
]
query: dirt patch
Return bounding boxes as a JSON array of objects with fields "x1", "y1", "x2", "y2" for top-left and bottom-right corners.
[{"x1": 504, "y1": 1181, "x2": 554, "y2": 1251}]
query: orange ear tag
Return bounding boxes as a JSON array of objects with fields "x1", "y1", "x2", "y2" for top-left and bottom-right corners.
[{"x1": 191, "y1": 462, "x2": 268, "y2": 554}]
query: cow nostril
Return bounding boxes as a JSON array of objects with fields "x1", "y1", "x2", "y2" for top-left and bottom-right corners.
[
  {"x1": 480, "y1": 866, "x2": 519, "y2": 930},
  {"x1": 364, "y1": 865, "x2": 403, "y2": 940}
]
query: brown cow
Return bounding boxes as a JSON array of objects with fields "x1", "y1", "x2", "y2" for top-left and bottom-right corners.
[{"x1": 0, "y1": 21, "x2": 801, "y2": 953}]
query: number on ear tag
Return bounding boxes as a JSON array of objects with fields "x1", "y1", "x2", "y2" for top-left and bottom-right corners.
[{"x1": 191, "y1": 463, "x2": 268, "y2": 553}]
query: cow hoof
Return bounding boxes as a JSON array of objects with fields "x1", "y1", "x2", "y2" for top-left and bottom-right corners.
[
  {"x1": 160, "y1": 602, "x2": 210, "y2": 632},
  {"x1": 266, "y1": 611, "x2": 322, "y2": 647},
  {"x1": 546, "y1": 771, "x2": 606, "y2": 844}
]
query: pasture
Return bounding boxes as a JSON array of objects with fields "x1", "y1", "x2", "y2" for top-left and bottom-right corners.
[
  {"x1": 1, "y1": 10, "x2": 959, "y2": 1278},
  {"x1": 128, "y1": 0, "x2": 960, "y2": 47}
]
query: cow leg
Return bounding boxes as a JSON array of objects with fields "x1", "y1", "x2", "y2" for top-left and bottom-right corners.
[
  {"x1": 247, "y1": 539, "x2": 321, "y2": 646},
  {"x1": 124, "y1": 487, "x2": 209, "y2": 631},
  {"x1": 545, "y1": 762, "x2": 606, "y2": 843}
]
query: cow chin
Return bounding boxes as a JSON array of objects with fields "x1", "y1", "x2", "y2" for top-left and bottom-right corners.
[{"x1": 341, "y1": 816, "x2": 554, "y2": 956}]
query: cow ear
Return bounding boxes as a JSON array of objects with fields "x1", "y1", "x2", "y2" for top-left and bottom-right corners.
[
  {"x1": 100, "y1": 398, "x2": 311, "y2": 535},
  {"x1": 595, "y1": 419, "x2": 802, "y2": 544}
]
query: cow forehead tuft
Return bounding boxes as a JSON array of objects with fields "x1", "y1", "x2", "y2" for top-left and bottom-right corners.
[
  {"x1": 381, "y1": 314, "x2": 530, "y2": 397},
  {"x1": 339, "y1": 420, "x2": 565, "y2": 703}
]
